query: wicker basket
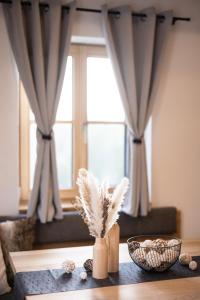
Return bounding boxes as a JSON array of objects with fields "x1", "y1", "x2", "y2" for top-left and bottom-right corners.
[{"x1": 127, "y1": 236, "x2": 182, "y2": 272}]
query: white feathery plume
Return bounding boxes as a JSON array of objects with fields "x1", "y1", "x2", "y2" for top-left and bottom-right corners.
[
  {"x1": 76, "y1": 171, "x2": 92, "y2": 223},
  {"x1": 105, "y1": 177, "x2": 129, "y2": 234},
  {"x1": 74, "y1": 168, "x2": 129, "y2": 238},
  {"x1": 101, "y1": 179, "x2": 109, "y2": 195},
  {"x1": 86, "y1": 172, "x2": 103, "y2": 237},
  {"x1": 76, "y1": 169, "x2": 103, "y2": 237}
]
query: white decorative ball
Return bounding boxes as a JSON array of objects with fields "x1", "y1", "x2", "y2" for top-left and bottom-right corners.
[
  {"x1": 133, "y1": 248, "x2": 146, "y2": 263},
  {"x1": 189, "y1": 260, "x2": 198, "y2": 271},
  {"x1": 146, "y1": 250, "x2": 161, "y2": 268},
  {"x1": 62, "y1": 259, "x2": 76, "y2": 273},
  {"x1": 80, "y1": 271, "x2": 87, "y2": 280},
  {"x1": 153, "y1": 239, "x2": 167, "y2": 254},
  {"x1": 179, "y1": 253, "x2": 192, "y2": 265},
  {"x1": 153, "y1": 239, "x2": 167, "y2": 247},
  {"x1": 140, "y1": 239, "x2": 154, "y2": 248},
  {"x1": 167, "y1": 239, "x2": 179, "y2": 247},
  {"x1": 160, "y1": 251, "x2": 168, "y2": 263},
  {"x1": 161, "y1": 249, "x2": 177, "y2": 263}
]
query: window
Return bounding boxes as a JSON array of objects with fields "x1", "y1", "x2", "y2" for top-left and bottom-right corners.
[
  {"x1": 20, "y1": 45, "x2": 151, "y2": 206},
  {"x1": 20, "y1": 45, "x2": 125, "y2": 204}
]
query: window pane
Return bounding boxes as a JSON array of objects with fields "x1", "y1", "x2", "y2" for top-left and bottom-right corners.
[
  {"x1": 87, "y1": 57, "x2": 124, "y2": 122},
  {"x1": 30, "y1": 123, "x2": 72, "y2": 190},
  {"x1": 87, "y1": 124, "x2": 125, "y2": 185},
  {"x1": 54, "y1": 124, "x2": 72, "y2": 189},
  {"x1": 56, "y1": 56, "x2": 73, "y2": 121}
]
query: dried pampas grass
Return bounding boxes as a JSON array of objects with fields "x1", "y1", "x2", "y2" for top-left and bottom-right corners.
[{"x1": 73, "y1": 169, "x2": 129, "y2": 238}]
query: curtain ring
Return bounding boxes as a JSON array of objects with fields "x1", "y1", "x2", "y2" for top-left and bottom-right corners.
[{"x1": 109, "y1": 10, "x2": 121, "y2": 19}]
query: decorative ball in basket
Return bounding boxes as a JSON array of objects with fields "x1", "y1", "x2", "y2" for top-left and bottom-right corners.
[{"x1": 127, "y1": 236, "x2": 182, "y2": 272}]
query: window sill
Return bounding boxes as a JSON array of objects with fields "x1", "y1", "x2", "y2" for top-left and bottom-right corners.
[{"x1": 19, "y1": 199, "x2": 75, "y2": 214}]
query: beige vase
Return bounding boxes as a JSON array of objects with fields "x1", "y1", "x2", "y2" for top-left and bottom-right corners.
[
  {"x1": 106, "y1": 223, "x2": 120, "y2": 273},
  {"x1": 92, "y1": 237, "x2": 108, "y2": 279}
]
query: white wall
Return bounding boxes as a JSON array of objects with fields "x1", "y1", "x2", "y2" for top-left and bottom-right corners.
[
  {"x1": 0, "y1": 6, "x2": 19, "y2": 215},
  {"x1": 0, "y1": 0, "x2": 200, "y2": 238},
  {"x1": 151, "y1": 0, "x2": 200, "y2": 239}
]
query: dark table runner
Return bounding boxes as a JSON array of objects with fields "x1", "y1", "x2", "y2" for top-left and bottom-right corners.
[{"x1": 12, "y1": 256, "x2": 200, "y2": 300}]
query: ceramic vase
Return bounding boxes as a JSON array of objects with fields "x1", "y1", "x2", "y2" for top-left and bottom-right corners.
[
  {"x1": 106, "y1": 223, "x2": 120, "y2": 273},
  {"x1": 92, "y1": 237, "x2": 108, "y2": 279}
]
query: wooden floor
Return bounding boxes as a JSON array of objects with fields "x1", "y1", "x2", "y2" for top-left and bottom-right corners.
[{"x1": 9, "y1": 240, "x2": 200, "y2": 300}]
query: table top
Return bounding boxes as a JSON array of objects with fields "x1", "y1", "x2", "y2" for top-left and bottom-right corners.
[{"x1": 10, "y1": 240, "x2": 200, "y2": 300}]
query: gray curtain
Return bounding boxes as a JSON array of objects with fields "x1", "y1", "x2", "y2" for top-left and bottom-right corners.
[
  {"x1": 102, "y1": 6, "x2": 173, "y2": 217},
  {"x1": 3, "y1": 0, "x2": 75, "y2": 222}
]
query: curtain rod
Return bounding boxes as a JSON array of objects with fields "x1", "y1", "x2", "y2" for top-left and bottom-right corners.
[{"x1": 0, "y1": 0, "x2": 191, "y2": 25}]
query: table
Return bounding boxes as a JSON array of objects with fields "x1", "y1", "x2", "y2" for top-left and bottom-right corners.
[{"x1": 10, "y1": 240, "x2": 200, "y2": 300}]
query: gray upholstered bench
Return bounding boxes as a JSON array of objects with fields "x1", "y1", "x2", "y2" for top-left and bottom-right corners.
[
  {"x1": 0, "y1": 206, "x2": 177, "y2": 247},
  {"x1": 35, "y1": 207, "x2": 177, "y2": 245},
  {"x1": 0, "y1": 207, "x2": 177, "y2": 246}
]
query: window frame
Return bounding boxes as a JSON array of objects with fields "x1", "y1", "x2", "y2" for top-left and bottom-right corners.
[{"x1": 19, "y1": 44, "x2": 126, "y2": 207}]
